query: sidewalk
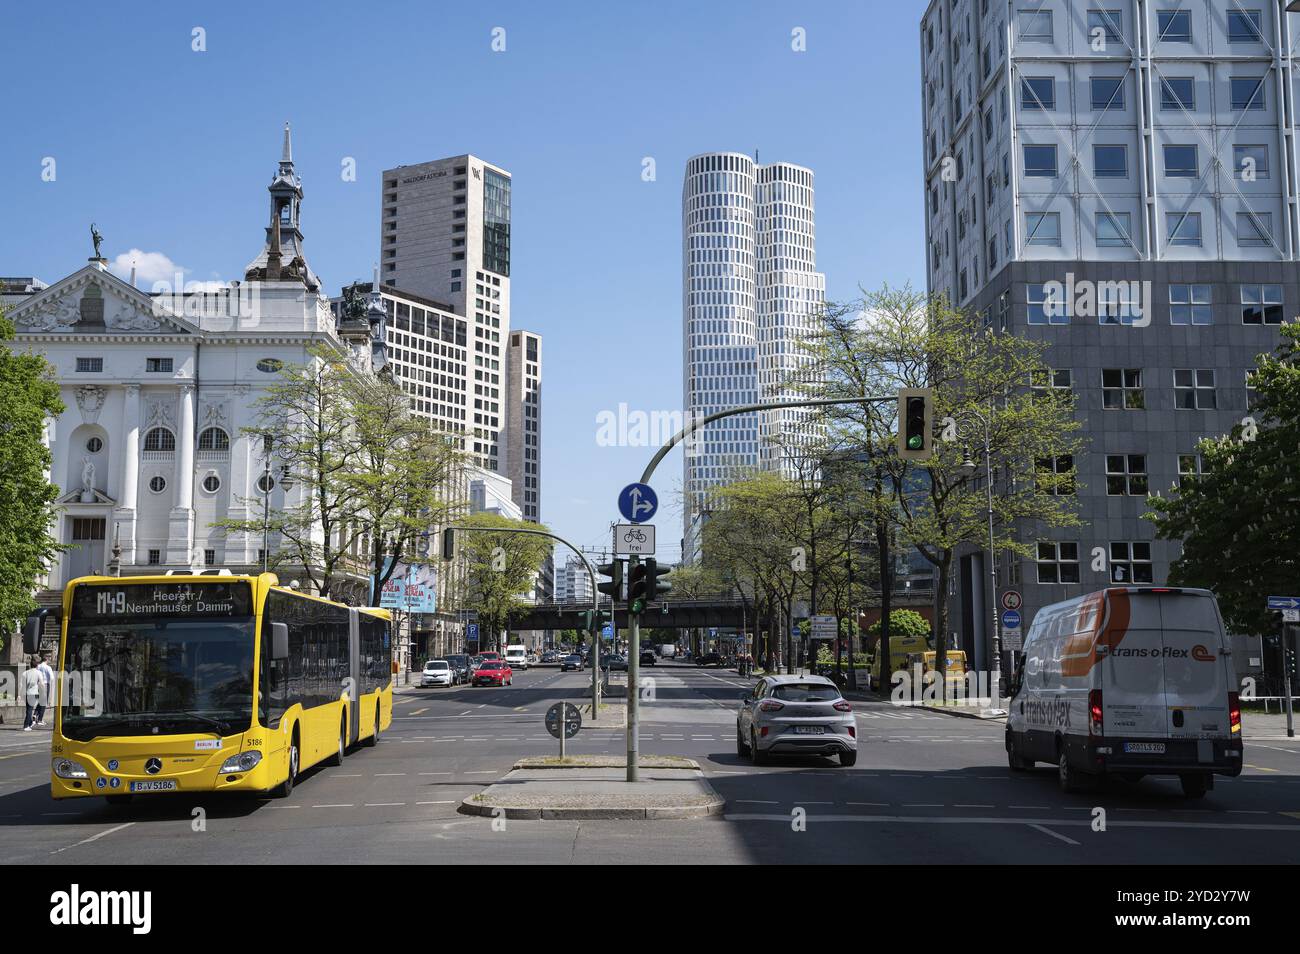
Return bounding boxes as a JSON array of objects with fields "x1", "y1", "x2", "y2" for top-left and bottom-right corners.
[{"x1": 459, "y1": 755, "x2": 724, "y2": 820}]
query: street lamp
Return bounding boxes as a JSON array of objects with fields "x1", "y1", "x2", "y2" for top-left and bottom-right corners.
[{"x1": 952, "y1": 408, "x2": 1004, "y2": 704}]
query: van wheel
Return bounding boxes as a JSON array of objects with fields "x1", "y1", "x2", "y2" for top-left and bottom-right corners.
[
  {"x1": 1058, "y1": 751, "x2": 1085, "y2": 793},
  {"x1": 1179, "y1": 774, "x2": 1209, "y2": 799},
  {"x1": 1007, "y1": 740, "x2": 1033, "y2": 772}
]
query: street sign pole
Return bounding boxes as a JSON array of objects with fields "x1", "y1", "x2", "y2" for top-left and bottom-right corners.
[
  {"x1": 627, "y1": 553, "x2": 641, "y2": 782},
  {"x1": 1286, "y1": 622, "x2": 1295, "y2": 739}
]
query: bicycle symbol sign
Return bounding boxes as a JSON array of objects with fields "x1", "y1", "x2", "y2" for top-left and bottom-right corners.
[{"x1": 614, "y1": 523, "x2": 655, "y2": 556}]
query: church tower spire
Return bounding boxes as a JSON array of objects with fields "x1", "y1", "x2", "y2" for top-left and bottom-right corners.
[{"x1": 244, "y1": 122, "x2": 318, "y2": 289}]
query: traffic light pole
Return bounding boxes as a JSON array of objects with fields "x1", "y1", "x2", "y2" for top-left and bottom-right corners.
[
  {"x1": 444, "y1": 525, "x2": 602, "y2": 718},
  {"x1": 627, "y1": 553, "x2": 642, "y2": 781}
]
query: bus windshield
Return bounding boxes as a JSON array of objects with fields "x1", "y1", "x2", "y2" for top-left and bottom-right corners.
[{"x1": 62, "y1": 580, "x2": 257, "y2": 741}]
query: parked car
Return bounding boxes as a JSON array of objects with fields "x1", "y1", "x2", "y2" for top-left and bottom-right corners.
[
  {"x1": 737, "y1": 675, "x2": 857, "y2": 767},
  {"x1": 604, "y1": 654, "x2": 628, "y2": 672},
  {"x1": 640, "y1": 650, "x2": 657, "y2": 666},
  {"x1": 696, "y1": 652, "x2": 722, "y2": 667},
  {"x1": 444, "y1": 654, "x2": 471, "y2": 684},
  {"x1": 421, "y1": 659, "x2": 454, "y2": 688},
  {"x1": 473, "y1": 660, "x2": 513, "y2": 687},
  {"x1": 561, "y1": 654, "x2": 584, "y2": 672}
]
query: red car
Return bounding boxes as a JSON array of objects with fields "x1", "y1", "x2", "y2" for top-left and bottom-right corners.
[{"x1": 473, "y1": 660, "x2": 513, "y2": 686}]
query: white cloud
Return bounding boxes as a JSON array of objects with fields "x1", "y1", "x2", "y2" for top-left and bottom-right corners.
[{"x1": 108, "y1": 249, "x2": 185, "y2": 287}]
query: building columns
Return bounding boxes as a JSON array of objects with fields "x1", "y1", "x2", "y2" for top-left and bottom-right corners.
[
  {"x1": 116, "y1": 384, "x2": 141, "y2": 565},
  {"x1": 167, "y1": 384, "x2": 196, "y2": 564}
]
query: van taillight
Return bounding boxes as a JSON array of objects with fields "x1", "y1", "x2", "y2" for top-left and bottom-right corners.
[
  {"x1": 1088, "y1": 689, "x2": 1103, "y2": 736},
  {"x1": 1229, "y1": 692, "x2": 1241, "y2": 734}
]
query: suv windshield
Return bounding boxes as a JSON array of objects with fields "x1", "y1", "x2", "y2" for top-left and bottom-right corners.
[
  {"x1": 63, "y1": 618, "x2": 256, "y2": 740},
  {"x1": 771, "y1": 683, "x2": 840, "y2": 702}
]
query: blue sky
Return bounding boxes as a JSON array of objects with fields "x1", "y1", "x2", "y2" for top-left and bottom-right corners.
[{"x1": 0, "y1": 0, "x2": 929, "y2": 566}]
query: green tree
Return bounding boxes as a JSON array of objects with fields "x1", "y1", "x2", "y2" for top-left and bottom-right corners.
[
  {"x1": 0, "y1": 310, "x2": 65, "y2": 635},
  {"x1": 1148, "y1": 323, "x2": 1300, "y2": 636},
  {"x1": 867, "y1": 609, "x2": 931, "y2": 642},
  {"x1": 458, "y1": 513, "x2": 552, "y2": 651}
]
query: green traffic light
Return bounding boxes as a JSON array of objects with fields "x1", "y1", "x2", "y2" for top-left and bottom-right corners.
[
  {"x1": 631, "y1": 598, "x2": 645, "y2": 615},
  {"x1": 908, "y1": 434, "x2": 923, "y2": 449}
]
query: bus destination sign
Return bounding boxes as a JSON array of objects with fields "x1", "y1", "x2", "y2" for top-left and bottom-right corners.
[{"x1": 72, "y1": 582, "x2": 255, "y2": 620}]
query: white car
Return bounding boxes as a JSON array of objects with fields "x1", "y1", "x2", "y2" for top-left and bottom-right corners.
[
  {"x1": 1005, "y1": 586, "x2": 1243, "y2": 798},
  {"x1": 421, "y1": 659, "x2": 454, "y2": 688},
  {"x1": 737, "y1": 674, "x2": 857, "y2": 766}
]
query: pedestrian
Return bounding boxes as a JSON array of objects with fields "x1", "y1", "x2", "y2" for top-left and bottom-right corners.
[
  {"x1": 37, "y1": 654, "x2": 54, "y2": 726},
  {"x1": 22, "y1": 657, "x2": 42, "y2": 731}
]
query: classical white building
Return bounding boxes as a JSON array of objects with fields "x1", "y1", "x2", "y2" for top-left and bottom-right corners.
[{"x1": 1, "y1": 126, "x2": 378, "y2": 594}]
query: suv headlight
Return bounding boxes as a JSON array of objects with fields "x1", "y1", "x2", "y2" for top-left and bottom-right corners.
[
  {"x1": 53, "y1": 757, "x2": 89, "y2": 779},
  {"x1": 219, "y1": 751, "x2": 263, "y2": 774}
]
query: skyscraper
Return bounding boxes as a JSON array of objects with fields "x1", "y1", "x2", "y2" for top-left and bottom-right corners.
[
  {"x1": 681, "y1": 152, "x2": 825, "y2": 560},
  {"x1": 920, "y1": 1, "x2": 1292, "y2": 675}
]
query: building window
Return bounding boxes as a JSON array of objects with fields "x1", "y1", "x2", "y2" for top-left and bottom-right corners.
[
  {"x1": 1028, "y1": 283, "x2": 1070, "y2": 324},
  {"x1": 148, "y1": 549, "x2": 162, "y2": 565},
  {"x1": 85, "y1": 436, "x2": 103, "y2": 453},
  {"x1": 1167, "y1": 212, "x2": 1202, "y2": 247},
  {"x1": 1102, "y1": 368, "x2": 1144, "y2": 409},
  {"x1": 1228, "y1": 9, "x2": 1263, "y2": 42},
  {"x1": 1160, "y1": 77, "x2": 1194, "y2": 110},
  {"x1": 1163, "y1": 144, "x2": 1198, "y2": 177},
  {"x1": 143, "y1": 427, "x2": 176, "y2": 452},
  {"x1": 1023, "y1": 144, "x2": 1057, "y2": 177},
  {"x1": 1106, "y1": 454, "x2": 1148, "y2": 496},
  {"x1": 1234, "y1": 144, "x2": 1269, "y2": 180},
  {"x1": 1093, "y1": 144, "x2": 1127, "y2": 178},
  {"x1": 145, "y1": 357, "x2": 173, "y2": 373},
  {"x1": 257, "y1": 474, "x2": 276, "y2": 494},
  {"x1": 148, "y1": 475, "x2": 167, "y2": 493},
  {"x1": 1025, "y1": 212, "x2": 1061, "y2": 246},
  {"x1": 1088, "y1": 9, "x2": 1122, "y2": 42},
  {"x1": 1174, "y1": 369, "x2": 1217, "y2": 409},
  {"x1": 1036, "y1": 455, "x2": 1075, "y2": 495},
  {"x1": 1237, "y1": 211, "x2": 1273, "y2": 247},
  {"x1": 1177, "y1": 454, "x2": 1203, "y2": 488},
  {"x1": 198, "y1": 427, "x2": 230, "y2": 451},
  {"x1": 1031, "y1": 368, "x2": 1072, "y2": 403},
  {"x1": 1020, "y1": 77, "x2": 1055, "y2": 110},
  {"x1": 1169, "y1": 284, "x2": 1212, "y2": 325},
  {"x1": 201, "y1": 473, "x2": 221, "y2": 493},
  {"x1": 1231, "y1": 77, "x2": 1266, "y2": 111},
  {"x1": 1018, "y1": 9, "x2": 1052, "y2": 39},
  {"x1": 1241, "y1": 284, "x2": 1283, "y2": 324},
  {"x1": 1109, "y1": 542, "x2": 1153, "y2": 584},
  {"x1": 1095, "y1": 212, "x2": 1132, "y2": 248},
  {"x1": 76, "y1": 357, "x2": 103, "y2": 373},
  {"x1": 1156, "y1": 10, "x2": 1191, "y2": 42},
  {"x1": 1090, "y1": 76, "x2": 1124, "y2": 110},
  {"x1": 1036, "y1": 542, "x2": 1080, "y2": 584},
  {"x1": 204, "y1": 548, "x2": 216, "y2": 566},
  {"x1": 1246, "y1": 371, "x2": 1260, "y2": 410}
]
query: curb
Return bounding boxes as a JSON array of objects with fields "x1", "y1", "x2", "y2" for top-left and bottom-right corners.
[
  {"x1": 512, "y1": 755, "x2": 699, "y2": 770},
  {"x1": 457, "y1": 796, "x2": 726, "y2": 820},
  {"x1": 919, "y1": 704, "x2": 1007, "y2": 720}
]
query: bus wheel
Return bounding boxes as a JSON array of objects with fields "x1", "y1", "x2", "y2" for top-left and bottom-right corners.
[
  {"x1": 272, "y1": 731, "x2": 299, "y2": 798},
  {"x1": 325, "y1": 716, "x2": 345, "y2": 767},
  {"x1": 363, "y1": 710, "x2": 380, "y2": 747}
]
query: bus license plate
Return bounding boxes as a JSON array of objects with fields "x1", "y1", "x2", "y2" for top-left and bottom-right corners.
[
  {"x1": 129, "y1": 779, "x2": 177, "y2": 793},
  {"x1": 1123, "y1": 742, "x2": 1165, "y2": 754},
  {"x1": 793, "y1": 726, "x2": 824, "y2": 735}
]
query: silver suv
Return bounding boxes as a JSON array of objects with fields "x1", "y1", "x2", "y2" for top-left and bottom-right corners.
[{"x1": 737, "y1": 675, "x2": 857, "y2": 767}]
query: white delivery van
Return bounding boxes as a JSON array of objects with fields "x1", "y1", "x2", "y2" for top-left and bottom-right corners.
[
  {"x1": 1005, "y1": 586, "x2": 1242, "y2": 798},
  {"x1": 504, "y1": 644, "x2": 529, "y2": 670}
]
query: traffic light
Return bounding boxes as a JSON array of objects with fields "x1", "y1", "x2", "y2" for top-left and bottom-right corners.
[
  {"x1": 441, "y1": 528, "x2": 455, "y2": 559},
  {"x1": 597, "y1": 560, "x2": 623, "y2": 599},
  {"x1": 582, "y1": 609, "x2": 608, "y2": 633},
  {"x1": 646, "y1": 558, "x2": 672, "y2": 601},
  {"x1": 897, "y1": 388, "x2": 933, "y2": 460},
  {"x1": 628, "y1": 562, "x2": 648, "y2": 615}
]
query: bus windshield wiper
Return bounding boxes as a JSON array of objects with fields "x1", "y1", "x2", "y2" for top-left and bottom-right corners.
[
  {"x1": 61, "y1": 717, "x2": 142, "y2": 738},
  {"x1": 166, "y1": 711, "x2": 231, "y2": 735}
]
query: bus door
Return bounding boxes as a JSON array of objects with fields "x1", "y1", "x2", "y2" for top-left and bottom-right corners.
[{"x1": 347, "y1": 609, "x2": 361, "y2": 747}]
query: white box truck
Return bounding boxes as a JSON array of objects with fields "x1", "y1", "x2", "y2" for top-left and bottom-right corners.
[
  {"x1": 1005, "y1": 586, "x2": 1242, "y2": 798},
  {"x1": 504, "y1": 644, "x2": 529, "y2": 670}
]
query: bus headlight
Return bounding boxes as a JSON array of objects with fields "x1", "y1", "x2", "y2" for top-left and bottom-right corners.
[
  {"x1": 53, "y1": 758, "x2": 89, "y2": 779},
  {"x1": 219, "y1": 751, "x2": 262, "y2": 774}
]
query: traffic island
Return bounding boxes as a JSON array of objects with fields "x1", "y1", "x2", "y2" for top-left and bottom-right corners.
[{"x1": 458, "y1": 756, "x2": 725, "y2": 820}]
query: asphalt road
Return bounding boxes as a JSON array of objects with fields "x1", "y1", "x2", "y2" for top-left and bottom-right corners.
[{"x1": 2, "y1": 661, "x2": 1298, "y2": 864}]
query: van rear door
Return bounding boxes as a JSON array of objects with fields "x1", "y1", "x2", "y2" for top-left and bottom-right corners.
[
  {"x1": 1101, "y1": 590, "x2": 1167, "y2": 737},
  {"x1": 1155, "y1": 591, "x2": 1230, "y2": 739}
]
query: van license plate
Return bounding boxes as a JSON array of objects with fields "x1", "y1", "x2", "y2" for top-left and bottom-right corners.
[
  {"x1": 793, "y1": 726, "x2": 824, "y2": 735},
  {"x1": 1123, "y1": 742, "x2": 1165, "y2": 754},
  {"x1": 128, "y1": 779, "x2": 177, "y2": 793}
]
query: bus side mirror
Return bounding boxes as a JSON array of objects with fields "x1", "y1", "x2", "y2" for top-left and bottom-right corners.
[
  {"x1": 22, "y1": 607, "x2": 60, "y2": 655},
  {"x1": 270, "y1": 622, "x2": 290, "y2": 660}
]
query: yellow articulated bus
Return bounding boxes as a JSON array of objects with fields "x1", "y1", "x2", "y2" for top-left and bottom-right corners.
[{"x1": 22, "y1": 571, "x2": 392, "y2": 803}]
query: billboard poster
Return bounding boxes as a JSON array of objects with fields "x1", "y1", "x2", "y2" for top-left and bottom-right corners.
[{"x1": 378, "y1": 560, "x2": 438, "y2": 614}]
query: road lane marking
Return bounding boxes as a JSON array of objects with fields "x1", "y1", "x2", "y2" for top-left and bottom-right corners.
[
  {"x1": 365, "y1": 802, "x2": 406, "y2": 807},
  {"x1": 50, "y1": 822, "x2": 135, "y2": 855},
  {"x1": 1030, "y1": 823, "x2": 1080, "y2": 846},
  {"x1": 312, "y1": 803, "x2": 355, "y2": 808},
  {"x1": 409, "y1": 708, "x2": 429, "y2": 716},
  {"x1": 417, "y1": 800, "x2": 455, "y2": 805},
  {"x1": 375, "y1": 773, "x2": 407, "y2": 777}
]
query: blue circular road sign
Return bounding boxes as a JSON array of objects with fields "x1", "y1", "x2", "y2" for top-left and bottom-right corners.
[
  {"x1": 618, "y1": 482, "x2": 658, "y2": 523},
  {"x1": 1002, "y1": 609, "x2": 1022, "y2": 629}
]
